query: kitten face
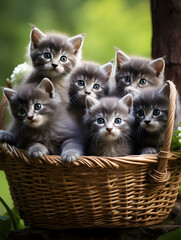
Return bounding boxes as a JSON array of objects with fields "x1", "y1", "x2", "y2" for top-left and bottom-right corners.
[
  {"x1": 29, "y1": 27, "x2": 84, "y2": 80},
  {"x1": 133, "y1": 86, "x2": 169, "y2": 134},
  {"x1": 69, "y1": 62, "x2": 112, "y2": 105},
  {"x1": 85, "y1": 95, "x2": 133, "y2": 142},
  {"x1": 114, "y1": 49, "x2": 165, "y2": 96},
  {"x1": 4, "y1": 79, "x2": 57, "y2": 129}
]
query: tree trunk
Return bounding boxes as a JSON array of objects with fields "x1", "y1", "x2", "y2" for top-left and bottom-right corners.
[{"x1": 151, "y1": 0, "x2": 181, "y2": 96}]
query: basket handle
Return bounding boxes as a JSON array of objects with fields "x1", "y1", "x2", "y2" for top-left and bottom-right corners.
[{"x1": 149, "y1": 80, "x2": 177, "y2": 183}]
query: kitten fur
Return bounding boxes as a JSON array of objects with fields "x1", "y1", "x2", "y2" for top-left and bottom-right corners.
[
  {"x1": 84, "y1": 95, "x2": 134, "y2": 157},
  {"x1": 0, "y1": 78, "x2": 83, "y2": 162},
  {"x1": 112, "y1": 48, "x2": 165, "y2": 97},
  {"x1": 24, "y1": 27, "x2": 84, "y2": 105},
  {"x1": 133, "y1": 84, "x2": 169, "y2": 154},
  {"x1": 68, "y1": 61, "x2": 113, "y2": 123}
]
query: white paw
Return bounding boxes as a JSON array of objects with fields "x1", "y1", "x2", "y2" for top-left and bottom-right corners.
[
  {"x1": 28, "y1": 147, "x2": 48, "y2": 158},
  {"x1": 141, "y1": 147, "x2": 157, "y2": 154},
  {"x1": 62, "y1": 150, "x2": 80, "y2": 163}
]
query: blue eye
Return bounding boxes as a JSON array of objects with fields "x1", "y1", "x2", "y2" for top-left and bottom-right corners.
[
  {"x1": 78, "y1": 80, "x2": 84, "y2": 86},
  {"x1": 18, "y1": 108, "x2": 26, "y2": 117},
  {"x1": 136, "y1": 110, "x2": 144, "y2": 118},
  {"x1": 153, "y1": 109, "x2": 161, "y2": 116},
  {"x1": 115, "y1": 118, "x2": 122, "y2": 124},
  {"x1": 93, "y1": 84, "x2": 100, "y2": 90},
  {"x1": 60, "y1": 55, "x2": 67, "y2": 62},
  {"x1": 34, "y1": 103, "x2": 42, "y2": 110},
  {"x1": 123, "y1": 76, "x2": 131, "y2": 83},
  {"x1": 139, "y1": 79, "x2": 147, "y2": 85},
  {"x1": 44, "y1": 52, "x2": 51, "y2": 59},
  {"x1": 97, "y1": 118, "x2": 105, "y2": 124}
]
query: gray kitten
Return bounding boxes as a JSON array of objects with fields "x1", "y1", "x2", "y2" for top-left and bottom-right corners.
[
  {"x1": 24, "y1": 27, "x2": 84, "y2": 105},
  {"x1": 0, "y1": 78, "x2": 83, "y2": 162},
  {"x1": 112, "y1": 48, "x2": 165, "y2": 97},
  {"x1": 133, "y1": 84, "x2": 169, "y2": 154},
  {"x1": 68, "y1": 61, "x2": 113, "y2": 123},
  {"x1": 84, "y1": 95, "x2": 134, "y2": 157}
]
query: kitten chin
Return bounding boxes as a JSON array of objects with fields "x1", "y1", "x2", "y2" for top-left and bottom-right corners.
[
  {"x1": 111, "y1": 48, "x2": 165, "y2": 98},
  {"x1": 84, "y1": 95, "x2": 134, "y2": 157},
  {"x1": 24, "y1": 26, "x2": 85, "y2": 106}
]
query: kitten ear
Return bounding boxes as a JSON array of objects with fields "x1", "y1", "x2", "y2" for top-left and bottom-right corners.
[
  {"x1": 115, "y1": 49, "x2": 130, "y2": 70},
  {"x1": 158, "y1": 83, "x2": 170, "y2": 98},
  {"x1": 119, "y1": 94, "x2": 133, "y2": 111},
  {"x1": 68, "y1": 34, "x2": 85, "y2": 55},
  {"x1": 3, "y1": 88, "x2": 16, "y2": 102},
  {"x1": 30, "y1": 27, "x2": 46, "y2": 50},
  {"x1": 149, "y1": 58, "x2": 165, "y2": 77},
  {"x1": 100, "y1": 62, "x2": 113, "y2": 81},
  {"x1": 37, "y1": 78, "x2": 55, "y2": 99},
  {"x1": 85, "y1": 96, "x2": 100, "y2": 110}
]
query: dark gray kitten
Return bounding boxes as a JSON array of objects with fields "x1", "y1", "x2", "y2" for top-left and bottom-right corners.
[
  {"x1": 0, "y1": 78, "x2": 83, "y2": 162},
  {"x1": 24, "y1": 27, "x2": 84, "y2": 105},
  {"x1": 112, "y1": 48, "x2": 165, "y2": 97},
  {"x1": 133, "y1": 84, "x2": 169, "y2": 154},
  {"x1": 68, "y1": 61, "x2": 113, "y2": 123},
  {"x1": 84, "y1": 95, "x2": 134, "y2": 157}
]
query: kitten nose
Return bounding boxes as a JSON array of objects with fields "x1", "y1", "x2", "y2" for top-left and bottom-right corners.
[
  {"x1": 106, "y1": 128, "x2": 112, "y2": 133},
  {"x1": 85, "y1": 91, "x2": 91, "y2": 95},
  {"x1": 145, "y1": 120, "x2": 151, "y2": 125},
  {"x1": 27, "y1": 116, "x2": 34, "y2": 121},
  {"x1": 52, "y1": 63, "x2": 58, "y2": 69}
]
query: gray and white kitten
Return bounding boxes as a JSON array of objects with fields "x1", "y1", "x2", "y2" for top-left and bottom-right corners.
[
  {"x1": 133, "y1": 84, "x2": 169, "y2": 154},
  {"x1": 112, "y1": 49, "x2": 165, "y2": 97},
  {"x1": 24, "y1": 27, "x2": 84, "y2": 105},
  {"x1": 68, "y1": 61, "x2": 113, "y2": 123},
  {"x1": 0, "y1": 78, "x2": 83, "y2": 162},
  {"x1": 84, "y1": 95, "x2": 134, "y2": 157}
]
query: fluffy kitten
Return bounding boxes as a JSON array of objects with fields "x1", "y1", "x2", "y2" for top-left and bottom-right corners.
[
  {"x1": 84, "y1": 95, "x2": 134, "y2": 157},
  {"x1": 133, "y1": 84, "x2": 169, "y2": 154},
  {"x1": 112, "y1": 48, "x2": 165, "y2": 97},
  {"x1": 24, "y1": 27, "x2": 84, "y2": 105},
  {"x1": 68, "y1": 61, "x2": 113, "y2": 123},
  {"x1": 0, "y1": 78, "x2": 83, "y2": 162}
]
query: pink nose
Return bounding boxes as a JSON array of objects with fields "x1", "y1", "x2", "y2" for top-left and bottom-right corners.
[
  {"x1": 106, "y1": 128, "x2": 112, "y2": 133},
  {"x1": 27, "y1": 116, "x2": 34, "y2": 121}
]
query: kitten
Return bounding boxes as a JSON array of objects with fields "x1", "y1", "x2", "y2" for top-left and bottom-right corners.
[
  {"x1": 84, "y1": 95, "x2": 134, "y2": 157},
  {"x1": 24, "y1": 26, "x2": 84, "y2": 105},
  {"x1": 112, "y1": 48, "x2": 165, "y2": 97},
  {"x1": 68, "y1": 61, "x2": 113, "y2": 123},
  {"x1": 0, "y1": 78, "x2": 83, "y2": 162},
  {"x1": 133, "y1": 84, "x2": 169, "y2": 154}
]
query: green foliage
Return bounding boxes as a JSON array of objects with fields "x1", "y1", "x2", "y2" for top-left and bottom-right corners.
[
  {"x1": 171, "y1": 122, "x2": 181, "y2": 151},
  {"x1": 157, "y1": 229, "x2": 181, "y2": 240}
]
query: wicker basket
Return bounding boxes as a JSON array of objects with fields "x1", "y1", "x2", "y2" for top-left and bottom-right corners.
[{"x1": 0, "y1": 80, "x2": 181, "y2": 229}]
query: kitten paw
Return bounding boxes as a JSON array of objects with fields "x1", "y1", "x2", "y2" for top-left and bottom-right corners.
[
  {"x1": 0, "y1": 130, "x2": 14, "y2": 145},
  {"x1": 28, "y1": 146, "x2": 48, "y2": 158},
  {"x1": 141, "y1": 147, "x2": 158, "y2": 154},
  {"x1": 62, "y1": 149, "x2": 80, "y2": 163}
]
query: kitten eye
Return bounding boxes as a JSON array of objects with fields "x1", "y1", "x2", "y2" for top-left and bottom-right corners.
[
  {"x1": 115, "y1": 118, "x2": 122, "y2": 124},
  {"x1": 97, "y1": 118, "x2": 105, "y2": 124},
  {"x1": 123, "y1": 76, "x2": 131, "y2": 84},
  {"x1": 60, "y1": 55, "x2": 67, "y2": 62},
  {"x1": 44, "y1": 52, "x2": 51, "y2": 59},
  {"x1": 93, "y1": 84, "x2": 100, "y2": 90},
  {"x1": 18, "y1": 108, "x2": 26, "y2": 117},
  {"x1": 34, "y1": 103, "x2": 42, "y2": 110},
  {"x1": 139, "y1": 79, "x2": 147, "y2": 86},
  {"x1": 78, "y1": 80, "x2": 85, "y2": 86},
  {"x1": 153, "y1": 109, "x2": 161, "y2": 116},
  {"x1": 136, "y1": 110, "x2": 144, "y2": 118}
]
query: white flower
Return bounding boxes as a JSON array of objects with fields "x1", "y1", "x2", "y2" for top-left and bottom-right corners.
[{"x1": 10, "y1": 62, "x2": 32, "y2": 87}]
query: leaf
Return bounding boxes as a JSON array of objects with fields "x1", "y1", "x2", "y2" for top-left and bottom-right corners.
[
  {"x1": 157, "y1": 228, "x2": 181, "y2": 240},
  {"x1": 0, "y1": 216, "x2": 11, "y2": 240}
]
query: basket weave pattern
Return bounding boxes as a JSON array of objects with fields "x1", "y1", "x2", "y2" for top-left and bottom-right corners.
[{"x1": 0, "y1": 80, "x2": 181, "y2": 229}]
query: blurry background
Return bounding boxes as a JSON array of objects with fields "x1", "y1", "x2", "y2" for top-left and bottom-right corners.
[{"x1": 0, "y1": 0, "x2": 151, "y2": 214}]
